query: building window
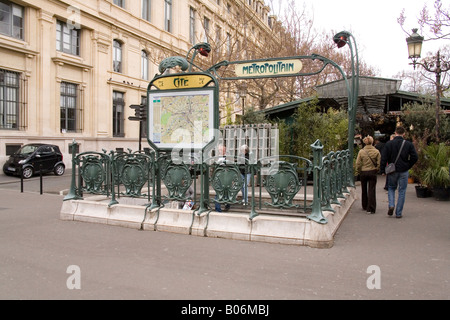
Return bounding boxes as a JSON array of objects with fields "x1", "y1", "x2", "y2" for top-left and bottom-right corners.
[
  {"x1": 164, "y1": 0, "x2": 172, "y2": 32},
  {"x1": 0, "y1": 0, "x2": 24, "y2": 40},
  {"x1": 60, "y1": 82, "x2": 78, "y2": 133},
  {"x1": 215, "y1": 26, "x2": 221, "y2": 50},
  {"x1": 56, "y1": 20, "x2": 80, "y2": 56},
  {"x1": 203, "y1": 17, "x2": 210, "y2": 42},
  {"x1": 141, "y1": 50, "x2": 149, "y2": 80},
  {"x1": 113, "y1": 40, "x2": 122, "y2": 73},
  {"x1": 214, "y1": 26, "x2": 221, "y2": 56},
  {"x1": 142, "y1": 0, "x2": 151, "y2": 22},
  {"x1": 235, "y1": 39, "x2": 241, "y2": 59},
  {"x1": 0, "y1": 69, "x2": 20, "y2": 129},
  {"x1": 189, "y1": 7, "x2": 195, "y2": 44},
  {"x1": 113, "y1": 91, "x2": 124, "y2": 137},
  {"x1": 113, "y1": 0, "x2": 125, "y2": 8}
]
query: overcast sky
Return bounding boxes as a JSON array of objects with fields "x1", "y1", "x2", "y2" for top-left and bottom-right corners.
[{"x1": 268, "y1": 0, "x2": 445, "y2": 79}]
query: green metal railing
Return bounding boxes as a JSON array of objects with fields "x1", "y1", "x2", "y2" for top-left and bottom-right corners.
[{"x1": 64, "y1": 139, "x2": 353, "y2": 225}]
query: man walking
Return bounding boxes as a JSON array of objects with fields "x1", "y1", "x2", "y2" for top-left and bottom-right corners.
[{"x1": 380, "y1": 126, "x2": 418, "y2": 218}]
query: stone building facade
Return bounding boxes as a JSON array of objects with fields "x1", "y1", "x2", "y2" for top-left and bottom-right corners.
[{"x1": 0, "y1": 0, "x2": 275, "y2": 167}]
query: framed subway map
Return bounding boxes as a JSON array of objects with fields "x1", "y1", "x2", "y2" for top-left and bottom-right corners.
[{"x1": 148, "y1": 88, "x2": 214, "y2": 150}]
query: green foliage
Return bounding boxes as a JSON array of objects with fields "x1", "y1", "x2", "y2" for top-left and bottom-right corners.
[
  {"x1": 318, "y1": 108, "x2": 349, "y2": 153},
  {"x1": 224, "y1": 100, "x2": 234, "y2": 126},
  {"x1": 409, "y1": 138, "x2": 429, "y2": 185},
  {"x1": 242, "y1": 106, "x2": 268, "y2": 125},
  {"x1": 278, "y1": 120, "x2": 291, "y2": 156},
  {"x1": 402, "y1": 101, "x2": 450, "y2": 143},
  {"x1": 422, "y1": 143, "x2": 450, "y2": 188},
  {"x1": 277, "y1": 97, "x2": 349, "y2": 158}
]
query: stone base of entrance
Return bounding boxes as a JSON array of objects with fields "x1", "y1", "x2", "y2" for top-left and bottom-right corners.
[{"x1": 60, "y1": 188, "x2": 356, "y2": 248}]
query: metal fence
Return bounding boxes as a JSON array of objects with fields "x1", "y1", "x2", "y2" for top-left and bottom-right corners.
[{"x1": 64, "y1": 139, "x2": 352, "y2": 225}]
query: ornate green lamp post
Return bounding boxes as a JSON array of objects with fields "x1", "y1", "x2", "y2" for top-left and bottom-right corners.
[
  {"x1": 333, "y1": 31, "x2": 359, "y2": 187},
  {"x1": 186, "y1": 42, "x2": 211, "y2": 72}
]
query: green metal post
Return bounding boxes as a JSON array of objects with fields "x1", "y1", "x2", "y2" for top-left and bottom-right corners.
[
  {"x1": 108, "y1": 151, "x2": 118, "y2": 207},
  {"x1": 249, "y1": 163, "x2": 258, "y2": 220},
  {"x1": 334, "y1": 31, "x2": 359, "y2": 188},
  {"x1": 307, "y1": 140, "x2": 327, "y2": 224},
  {"x1": 64, "y1": 139, "x2": 81, "y2": 201},
  {"x1": 148, "y1": 151, "x2": 159, "y2": 209}
]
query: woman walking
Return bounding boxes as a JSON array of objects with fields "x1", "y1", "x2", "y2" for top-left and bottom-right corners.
[{"x1": 355, "y1": 135, "x2": 381, "y2": 214}]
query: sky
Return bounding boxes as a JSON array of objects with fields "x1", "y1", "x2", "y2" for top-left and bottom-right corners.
[{"x1": 268, "y1": 0, "x2": 446, "y2": 79}]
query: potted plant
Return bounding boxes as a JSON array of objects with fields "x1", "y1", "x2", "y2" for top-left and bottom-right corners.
[
  {"x1": 411, "y1": 138, "x2": 432, "y2": 198},
  {"x1": 408, "y1": 169, "x2": 416, "y2": 183},
  {"x1": 421, "y1": 143, "x2": 450, "y2": 201},
  {"x1": 415, "y1": 183, "x2": 431, "y2": 198}
]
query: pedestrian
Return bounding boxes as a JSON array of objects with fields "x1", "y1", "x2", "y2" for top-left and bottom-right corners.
[
  {"x1": 239, "y1": 144, "x2": 250, "y2": 205},
  {"x1": 374, "y1": 138, "x2": 385, "y2": 176},
  {"x1": 383, "y1": 134, "x2": 396, "y2": 190},
  {"x1": 355, "y1": 135, "x2": 381, "y2": 214},
  {"x1": 380, "y1": 126, "x2": 418, "y2": 218},
  {"x1": 374, "y1": 138, "x2": 385, "y2": 155}
]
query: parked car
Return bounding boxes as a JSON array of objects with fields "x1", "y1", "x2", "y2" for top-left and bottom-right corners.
[{"x1": 3, "y1": 143, "x2": 65, "y2": 179}]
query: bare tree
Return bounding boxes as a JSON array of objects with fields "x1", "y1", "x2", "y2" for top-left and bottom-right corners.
[
  {"x1": 398, "y1": 1, "x2": 450, "y2": 97},
  {"x1": 398, "y1": 0, "x2": 450, "y2": 41},
  {"x1": 265, "y1": 0, "x2": 377, "y2": 104},
  {"x1": 394, "y1": 69, "x2": 434, "y2": 94},
  {"x1": 152, "y1": 0, "x2": 378, "y2": 114}
]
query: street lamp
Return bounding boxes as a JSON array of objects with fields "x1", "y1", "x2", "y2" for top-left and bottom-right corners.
[
  {"x1": 186, "y1": 42, "x2": 211, "y2": 72},
  {"x1": 333, "y1": 31, "x2": 359, "y2": 187},
  {"x1": 238, "y1": 82, "x2": 247, "y2": 125},
  {"x1": 406, "y1": 28, "x2": 424, "y2": 70},
  {"x1": 406, "y1": 28, "x2": 450, "y2": 141}
]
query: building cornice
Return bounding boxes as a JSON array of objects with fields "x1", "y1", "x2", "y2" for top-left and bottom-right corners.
[
  {"x1": 0, "y1": 36, "x2": 39, "y2": 58},
  {"x1": 51, "y1": 57, "x2": 93, "y2": 71}
]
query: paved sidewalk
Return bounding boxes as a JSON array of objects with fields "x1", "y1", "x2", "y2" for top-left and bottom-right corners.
[{"x1": 0, "y1": 174, "x2": 448, "y2": 300}]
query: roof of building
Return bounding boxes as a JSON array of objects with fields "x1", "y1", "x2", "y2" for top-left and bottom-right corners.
[{"x1": 263, "y1": 76, "x2": 450, "y2": 119}]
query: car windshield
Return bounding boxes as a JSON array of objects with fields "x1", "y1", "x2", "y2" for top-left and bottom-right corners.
[{"x1": 16, "y1": 145, "x2": 39, "y2": 155}]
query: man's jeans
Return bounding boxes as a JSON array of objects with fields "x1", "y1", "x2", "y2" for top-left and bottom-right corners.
[
  {"x1": 387, "y1": 170, "x2": 409, "y2": 217},
  {"x1": 241, "y1": 173, "x2": 251, "y2": 203}
]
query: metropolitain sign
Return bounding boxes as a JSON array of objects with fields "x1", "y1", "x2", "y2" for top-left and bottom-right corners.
[{"x1": 234, "y1": 59, "x2": 303, "y2": 78}]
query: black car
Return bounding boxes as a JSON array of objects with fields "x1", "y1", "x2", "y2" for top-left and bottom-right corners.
[{"x1": 3, "y1": 143, "x2": 65, "y2": 179}]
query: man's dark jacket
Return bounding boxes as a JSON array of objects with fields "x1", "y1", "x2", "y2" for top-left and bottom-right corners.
[{"x1": 380, "y1": 136, "x2": 418, "y2": 174}]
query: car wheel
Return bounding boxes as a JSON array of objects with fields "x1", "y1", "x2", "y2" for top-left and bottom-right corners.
[
  {"x1": 54, "y1": 164, "x2": 65, "y2": 176},
  {"x1": 22, "y1": 167, "x2": 34, "y2": 179}
]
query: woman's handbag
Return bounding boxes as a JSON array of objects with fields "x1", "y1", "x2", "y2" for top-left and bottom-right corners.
[{"x1": 385, "y1": 140, "x2": 405, "y2": 175}]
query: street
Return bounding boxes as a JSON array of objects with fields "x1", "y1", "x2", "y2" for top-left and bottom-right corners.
[{"x1": 0, "y1": 171, "x2": 448, "y2": 302}]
